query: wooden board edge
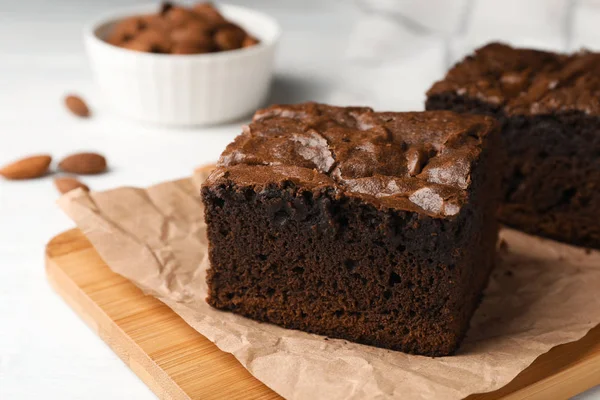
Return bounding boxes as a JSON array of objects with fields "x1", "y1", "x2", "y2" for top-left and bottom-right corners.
[
  {"x1": 45, "y1": 246, "x2": 190, "y2": 400},
  {"x1": 502, "y1": 355, "x2": 600, "y2": 400},
  {"x1": 45, "y1": 229, "x2": 600, "y2": 400}
]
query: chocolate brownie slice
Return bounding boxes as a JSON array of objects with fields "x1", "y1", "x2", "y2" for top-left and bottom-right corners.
[
  {"x1": 201, "y1": 103, "x2": 501, "y2": 356},
  {"x1": 426, "y1": 42, "x2": 600, "y2": 249}
]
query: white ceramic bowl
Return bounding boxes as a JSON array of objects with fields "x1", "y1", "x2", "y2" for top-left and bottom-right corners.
[{"x1": 84, "y1": 4, "x2": 280, "y2": 126}]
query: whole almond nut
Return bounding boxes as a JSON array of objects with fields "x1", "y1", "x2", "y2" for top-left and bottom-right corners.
[
  {"x1": 123, "y1": 39, "x2": 154, "y2": 52},
  {"x1": 242, "y1": 35, "x2": 260, "y2": 48},
  {"x1": 106, "y1": 35, "x2": 126, "y2": 47},
  {"x1": 136, "y1": 29, "x2": 172, "y2": 53},
  {"x1": 54, "y1": 177, "x2": 90, "y2": 194},
  {"x1": 160, "y1": 2, "x2": 174, "y2": 16},
  {"x1": 106, "y1": 16, "x2": 149, "y2": 46},
  {"x1": 213, "y1": 25, "x2": 246, "y2": 51},
  {"x1": 141, "y1": 14, "x2": 172, "y2": 34},
  {"x1": 59, "y1": 152, "x2": 107, "y2": 175},
  {"x1": 65, "y1": 95, "x2": 90, "y2": 118},
  {"x1": 186, "y1": 18, "x2": 215, "y2": 35},
  {"x1": 164, "y1": 6, "x2": 198, "y2": 27},
  {"x1": 172, "y1": 40, "x2": 212, "y2": 54},
  {"x1": 171, "y1": 27, "x2": 213, "y2": 48},
  {"x1": 170, "y1": 23, "x2": 213, "y2": 43},
  {"x1": 193, "y1": 2, "x2": 225, "y2": 22},
  {"x1": 0, "y1": 154, "x2": 52, "y2": 180}
]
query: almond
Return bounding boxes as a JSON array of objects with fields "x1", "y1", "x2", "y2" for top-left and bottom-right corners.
[
  {"x1": 164, "y1": 6, "x2": 198, "y2": 27},
  {"x1": 65, "y1": 95, "x2": 90, "y2": 118},
  {"x1": 171, "y1": 29, "x2": 213, "y2": 52},
  {"x1": 185, "y1": 18, "x2": 215, "y2": 35},
  {"x1": 59, "y1": 152, "x2": 107, "y2": 175},
  {"x1": 54, "y1": 177, "x2": 90, "y2": 194},
  {"x1": 160, "y1": 2, "x2": 174, "y2": 16},
  {"x1": 242, "y1": 35, "x2": 259, "y2": 48},
  {"x1": 0, "y1": 154, "x2": 52, "y2": 180},
  {"x1": 123, "y1": 39, "x2": 154, "y2": 52},
  {"x1": 170, "y1": 23, "x2": 213, "y2": 43},
  {"x1": 172, "y1": 41, "x2": 212, "y2": 54},
  {"x1": 213, "y1": 25, "x2": 246, "y2": 51},
  {"x1": 192, "y1": 3, "x2": 225, "y2": 22},
  {"x1": 136, "y1": 29, "x2": 173, "y2": 53},
  {"x1": 141, "y1": 14, "x2": 172, "y2": 34},
  {"x1": 106, "y1": 17, "x2": 145, "y2": 45}
]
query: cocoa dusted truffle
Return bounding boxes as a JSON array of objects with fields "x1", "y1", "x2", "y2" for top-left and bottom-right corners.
[
  {"x1": 427, "y1": 42, "x2": 600, "y2": 249},
  {"x1": 201, "y1": 102, "x2": 501, "y2": 356}
]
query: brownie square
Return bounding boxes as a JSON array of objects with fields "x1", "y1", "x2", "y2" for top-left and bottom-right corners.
[
  {"x1": 201, "y1": 103, "x2": 500, "y2": 356},
  {"x1": 426, "y1": 42, "x2": 600, "y2": 249}
]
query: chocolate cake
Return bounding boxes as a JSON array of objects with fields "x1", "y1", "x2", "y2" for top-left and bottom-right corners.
[
  {"x1": 426, "y1": 42, "x2": 600, "y2": 249},
  {"x1": 201, "y1": 103, "x2": 501, "y2": 356}
]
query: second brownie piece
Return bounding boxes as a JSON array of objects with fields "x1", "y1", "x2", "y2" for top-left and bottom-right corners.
[
  {"x1": 426, "y1": 43, "x2": 600, "y2": 249},
  {"x1": 202, "y1": 103, "x2": 500, "y2": 356}
]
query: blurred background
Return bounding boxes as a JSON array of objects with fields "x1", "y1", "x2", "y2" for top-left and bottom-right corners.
[{"x1": 1, "y1": 0, "x2": 600, "y2": 398}]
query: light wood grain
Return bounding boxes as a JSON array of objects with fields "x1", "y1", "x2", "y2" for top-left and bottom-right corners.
[
  {"x1": 46, "y1": 228, "x2": 600, "y2": 400},
  {"x1": 46, "y1": 228, "x2": 280, "y2": 400}
]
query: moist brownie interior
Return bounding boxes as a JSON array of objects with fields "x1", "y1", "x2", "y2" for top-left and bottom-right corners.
[
  {"x1": 426, "y1": 42, "x2": 600, "y2": 249},
  {"x1": 202, "y1": 103, "x2": 501, "y2": 356}
]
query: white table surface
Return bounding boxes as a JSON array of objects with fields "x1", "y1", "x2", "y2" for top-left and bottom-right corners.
[{"x1": 0, "y1": 0, "x2": 598, "y2": 398}]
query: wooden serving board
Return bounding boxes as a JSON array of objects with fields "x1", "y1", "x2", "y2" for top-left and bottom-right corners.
[{"x1": 46, "y1": 228, "x2": 600, "y2": 400}]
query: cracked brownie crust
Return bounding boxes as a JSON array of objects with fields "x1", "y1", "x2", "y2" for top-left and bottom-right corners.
[
  {"x1": 202, "y1": 103, "x2": 501, "y2": 356},
  {"x1": 426, "y1": 43, "x2": 600, "y2": 248}
]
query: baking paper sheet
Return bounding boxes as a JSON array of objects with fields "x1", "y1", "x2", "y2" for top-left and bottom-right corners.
[{"x1": 58, "y1": 166, "x2": 600, "y2": 400}]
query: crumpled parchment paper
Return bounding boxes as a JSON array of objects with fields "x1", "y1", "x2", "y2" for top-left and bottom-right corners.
[{"x1": 58, "y1": 167, "x2": 600, "y2": 400}]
